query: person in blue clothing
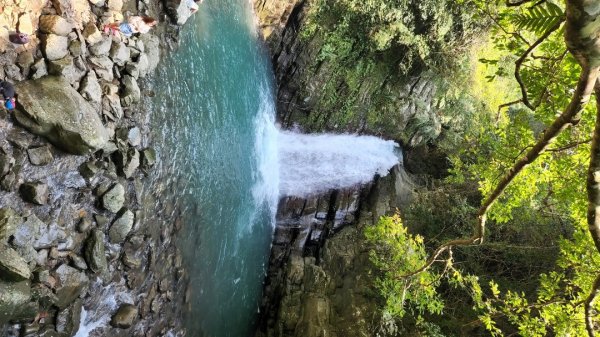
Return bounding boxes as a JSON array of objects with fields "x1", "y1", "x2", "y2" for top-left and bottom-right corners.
[{"x1": 0, "y1": 80, "x2": 16, "y2": 110}]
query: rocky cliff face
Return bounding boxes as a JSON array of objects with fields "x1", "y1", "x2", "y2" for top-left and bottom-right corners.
[
  {"x1": 255, "y1": 167, "x2": 415, "y2": 337},
  {"x1": 251, "y1": 1, "x2": 450, "y2": 336}
]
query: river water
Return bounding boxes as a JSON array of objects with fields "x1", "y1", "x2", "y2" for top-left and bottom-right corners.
[{"x1": 144, "y1": 1, "x2": 400, "y2": 337}]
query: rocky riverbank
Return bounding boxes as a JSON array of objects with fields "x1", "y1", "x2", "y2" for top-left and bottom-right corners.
[{"x1": 0, "y1": 0, "x2": 195, "y2": 336}]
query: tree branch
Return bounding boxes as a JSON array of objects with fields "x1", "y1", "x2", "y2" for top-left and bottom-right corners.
[
  {"x1": 403, "y1": 66, "x2": 600, "y2": 279},
  {"x1": 505, "y1": 0, "x2": 534, "y2": 7},
  {"x1": 585, "y1": 273, "x2": 600, "y2": 337},
  {"x1": 514, "y1": 19, "x2": 564, "y2": 110},
  {"x1": 496, "y1": 99, "x2": 523, "y2": 121},
  {"x1": 546, "y1": 138, "x2": 592, "y2": 152}
]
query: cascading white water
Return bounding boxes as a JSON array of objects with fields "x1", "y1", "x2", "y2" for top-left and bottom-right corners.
[{"x1": 276, "y1": 131, "x2": 401, "y2": 197}]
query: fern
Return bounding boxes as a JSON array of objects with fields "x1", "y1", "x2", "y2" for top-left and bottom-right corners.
[{"x1": 511, "y1": 1, "x2": 564, "y2": 34}]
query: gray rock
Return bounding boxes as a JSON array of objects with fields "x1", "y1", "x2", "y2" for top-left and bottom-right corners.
[
  {"x1": 88, "y1": 56, "x2": 114, "y2": 82},
  {"x1": 39, "y1": 15, "x2": 73, "y2": 36},
  {"x1": 94, "y1": 214, "x2": 109, "y2": 227},
  {"x1": 0, "y1": 244, "x2": 31, "y2": 281},
  {"x1": 14, "y1": 77, "x2": 110, "y2": 154},
  {"x1": 47, "y1": 56, "x2": 79, "y2": 83},
  {"x1": 41, "y1": 34, "x2": 69, "y2": 61},
  {"x1": 116, "y1": 148, "x2": 140, "y2": 178},
  {"x1": 35, "y1": 249, "x2": 49, "y2": 267},
  {"x1": 110, "y1": 303, "x2": 137, "y2": 329},
  {"x1": 79, "y1": 161, "x2": 99, "y2": 180},
  {"x1": 17, "y1": 50, "x2": 35, "y2": 70},
  {"x1": 102, "y1": 183, "x2": 125, "y2": 213},
  {"x1": 0, "y1": 172, "x2": 16, "y2": 192},
  {"x1": 0, "y1": 280, "x2": 31, "y2": 324},
  {"x1": 102, "y1": 93, "x2": 123, "y2": 120},
  {"x1": 89, "y1": 37, "x2": 112, "y2": 56},
  {"x1": 56, "y1": 299, "x2": 82, "y2": 335},
  {"x1": 74, "y1": 55, "x2": 88, "y2": 72},
  {"x1": 30, "y1": 283, "x2": 57, "y2": 308},
  {"x1": 19, "y1": 181, "x2": 49, "y2": 205},
  {"x1": 109, "y1": 209, "x2": 134, "y2": 243},
  {"x1": 0, "y1": 208, "x2": 20, "y2": 242},
  {"x1": 108, "y1": 0, "x2": 123, "y2": 11},
  {"x1": 110, "y1": 41, "x2": 130, "y2": 66},
  {"x1": 69, "y1": 39, "x2": 84, "y2": 57},
  {"x1": 141, "y1": 148, "x2": 156, "y2": 170},
  {"x1": 136, "y1": 53, "x2": 150, "y2": 78},
  {"x1": 5, "y1": 64, "x2": 23, "y2": 81},
  {"x1": 124, "y1": 61, "x2": 140, "y2": 79},
  {"x1": 69, "y1": 254, "x2": 88, "y2": 270},
  {"x1": 79, "y1": 72, "x2": 102, "y2": 104},
  {"x1": 54, "y1": 264, "x2": 89, "y2": 309},
  {"x1": 85, "y1": 229, "x2": 107, "y2": 273},
  {"x1": 122, "y1": 248, "x2": 142, "y2": 269},
  {"x1": 0, "y1": 150, "x2": 13, "y2": 177},
  {"x1": 82, "y1": 21, "x2": 102, "y2": 45},
  {"x1": 121, "y1": 75, "x2": 141, "y2": 106},
  {"x1": 165, "y1": 0, "x2": 195, "y2": 25},
  {"x1": 27, "y1": 145, "x2": 54, "y2": 166},
  {"x1": 128, "y1": 127, "x2": 141, "y2": 147},
  {"x1": 31, "y1": 58, "x2": 48, "y2": 80},
  {"x1": 13, "y1": 214, "x2": 68, "y2": 250},
  {"x1": 140, "y1": 34, "x2": 160, "y2": 73}
]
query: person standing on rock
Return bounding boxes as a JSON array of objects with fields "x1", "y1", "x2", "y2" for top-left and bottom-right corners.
[
  {"x1": 0, "y1": 80, "x2": 16, "y2": 110},
  {"x1": 104, "y1": 16, "x2": 157, "y2": 38}
]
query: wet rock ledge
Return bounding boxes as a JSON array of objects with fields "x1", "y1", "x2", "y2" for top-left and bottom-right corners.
[{"x1": 0, "y1": 0, "x2": 189, "y2": 336}]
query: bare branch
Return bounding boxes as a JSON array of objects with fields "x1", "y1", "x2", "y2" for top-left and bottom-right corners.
[
  {"x1": 546, "y1": 138, "x2": 592, "y2": 152},
  {"x1": 514, "y1": 19, "x2": 565, "y2": 110}
]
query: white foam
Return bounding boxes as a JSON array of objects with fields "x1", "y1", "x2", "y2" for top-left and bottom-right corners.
[{"x1": 277, "y1": 131, "x2": 400, "y2": 197}]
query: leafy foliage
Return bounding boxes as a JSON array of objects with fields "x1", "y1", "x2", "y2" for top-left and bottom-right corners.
[
  {"x1": 365, "y1": 214, "x2": 447, "y2": 333},
  {"x1": 511, "y1": 1, "x2": 564, "y2": 34},
  {"x1": 295, "y1": 0, "x2": 487, "y2": 141}
]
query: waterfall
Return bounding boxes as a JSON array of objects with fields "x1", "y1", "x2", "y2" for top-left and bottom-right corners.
[
  {"x1": 277, "y1": 131, "x2": 401, "y2": 197},
  {"x1": 252, "y1": 85, "x2": 401, "y2": 204}
]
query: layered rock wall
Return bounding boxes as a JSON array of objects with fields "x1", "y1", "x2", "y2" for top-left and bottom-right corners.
[{"x1": 255, "y1": 167, "x2": 413, "y2": 337}]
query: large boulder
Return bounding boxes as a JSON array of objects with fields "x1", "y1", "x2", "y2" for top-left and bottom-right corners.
[
  {"x1": 14, "y1": 77, "x2": 109, "y2": 154},
  {"x1": 139, "y1": 34, "x2": 160, "y2": 74},
  {"x1": 120, "y1": 75, "x2": 141, "y2": 107},
  {"x1": 54, "y1": 264, "x2": 89, "y2": 309},
  {"x1": 0, "y1": 280, "x2": 31, "y2": 324},
  {"x1": 0, "y1": 244, "x2": 31, "y2": 281},
  {"x1": 109, "y1": 209, "x2": 134, "y2": 243},
  {"x1": 85, "y1": 229, "x2": 107, "y2": 273},
  {"x1": 102, "y1": 182, "x2": 125, "y2": 213},
  {"x1": 41, "y1": 34, "x2": 69, "y2": 61}
]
